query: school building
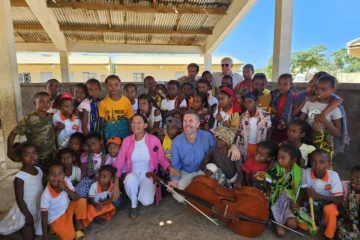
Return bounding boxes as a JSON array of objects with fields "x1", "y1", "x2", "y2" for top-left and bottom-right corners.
[{"x1": 16, "y1": 53, "x2": 242, "y2": 83}]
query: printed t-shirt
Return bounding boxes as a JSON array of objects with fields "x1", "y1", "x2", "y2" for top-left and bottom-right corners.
[
  {"x1": 162, "y1": 134, "x2": 172, "y2": 162},
  {"x1": 98, "y1": 96, "x2": 134, "y2": 123}
]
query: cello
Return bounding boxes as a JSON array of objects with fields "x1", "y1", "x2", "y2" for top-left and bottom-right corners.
[{"x1": 146, "y1": 172, "x2": 308, "y2": 238}]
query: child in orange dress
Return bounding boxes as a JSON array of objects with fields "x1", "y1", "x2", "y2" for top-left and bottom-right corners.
[
  {"x1": 41, "y1": 162, "x2": 86, "y2": 240},
  {"x1": 81, "y1": 165, "x2": 117, "y2": 228}
]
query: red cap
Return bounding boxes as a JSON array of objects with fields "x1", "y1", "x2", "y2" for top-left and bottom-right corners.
[
  {"x1": 220, "y1": 87, "x2": 241, "y2": 113},
  {"x1": 59, "y1": 92, "x2": 73, "y2": 100}
]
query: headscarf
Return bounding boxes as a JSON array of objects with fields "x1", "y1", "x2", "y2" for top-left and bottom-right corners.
[
  {"x1": 220, "y1": 87, "x2": 241, "y2": 113},
  {"x1": 214, "y1": 126, "x2": 235, "y2": 147}
]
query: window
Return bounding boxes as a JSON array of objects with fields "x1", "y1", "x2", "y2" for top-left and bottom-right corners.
[
  {"x1": 83, "y1": 72, "x2": 97, "y2": 81},
  {"x1": 19, "y1": 72, "x2": 31, "y2": 83},
  {"x1": 133, "y1": 73, "x2": 145, "y2": 82},
  {"x1": 40, "y1": 72, "x2": 53, "y2": 83}
]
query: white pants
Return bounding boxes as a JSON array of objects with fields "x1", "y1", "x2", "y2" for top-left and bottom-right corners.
[
  {"x1": 172, "y1": 170, "x2": 204, "y2": 203},
  {"x1": 124, "y1": 171, "x2": 156, "y2": 208}
]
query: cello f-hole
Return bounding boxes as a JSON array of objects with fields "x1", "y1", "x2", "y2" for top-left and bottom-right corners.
[{"x1": 220, "y1": 197, "x2": 237, "y2": 204}]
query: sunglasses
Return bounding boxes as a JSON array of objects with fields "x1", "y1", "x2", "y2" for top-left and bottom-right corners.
[{"x1": 221, "y1": 64, "x2": 230, "y2": 67}]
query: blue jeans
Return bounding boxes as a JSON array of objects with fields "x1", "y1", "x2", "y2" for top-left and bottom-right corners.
[{"x1": 113, "y1": 193, "x2": 124, "y2": 209}]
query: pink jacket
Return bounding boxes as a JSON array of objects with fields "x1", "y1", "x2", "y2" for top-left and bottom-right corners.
[{"x1": 114, "y1": 132, "x2": 170, "y2": 205}]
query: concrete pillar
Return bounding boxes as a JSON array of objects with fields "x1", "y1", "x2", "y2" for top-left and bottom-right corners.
[
  {"x1": 204, "y1": 52, "x2": 213, "y2": 72},
  {"x1": 0, "y1": 0, "x2": 23, "y2": 171},
  {"x1": 60, "y1": 51, "x2": 70, "y2": 82},
  {"x1": 272, "y1": 0, "x2": 293, "y2": 81}
]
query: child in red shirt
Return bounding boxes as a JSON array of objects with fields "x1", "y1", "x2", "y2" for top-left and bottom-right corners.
[
  {"x1": 269, "y1": 74, "x2": 298, "y2": 143},
  {"x1": 242, "y1": 140, "x2": 278, "y2": 192}
]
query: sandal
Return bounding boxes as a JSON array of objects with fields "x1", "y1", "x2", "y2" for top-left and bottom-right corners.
[{"x1": 76, "y1": 230, "x2": 85, "y2": 240}]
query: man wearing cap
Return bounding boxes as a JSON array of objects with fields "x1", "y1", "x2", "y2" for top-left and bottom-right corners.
[{"x1": 168, "y1": 110, "x2": 241, "y2": 203}]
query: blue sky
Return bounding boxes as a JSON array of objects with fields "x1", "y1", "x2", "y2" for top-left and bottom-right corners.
[{"x1": 214, "y1": 0, "x2": 360, "y2": 68}]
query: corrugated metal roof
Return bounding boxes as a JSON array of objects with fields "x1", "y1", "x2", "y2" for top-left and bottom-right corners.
[
  {"x1": 11, "y1": 0, "x2": 234, "y2": 45},
  {"x1": 113, "y1": 55, "x2": 242, "y2": 65},
  {"x1": 16, "y1": 53, "x2": 110, "y2": 64}
]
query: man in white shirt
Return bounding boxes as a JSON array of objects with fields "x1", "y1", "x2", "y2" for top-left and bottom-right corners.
[
  {"x1": 212, "y1": 57, "x2": 244, "y2": 88},
  {"x1": 177, "y1": 63, "x2": 201, "y2": 90}
]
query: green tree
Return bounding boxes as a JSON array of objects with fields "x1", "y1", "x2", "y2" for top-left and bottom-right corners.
[
  {"x1": 332, "y1": 48, "x2": 360, "y2": 72},
  {"x1": 264, "y1": 56, "x2": 273, "y2": 79},
  {"x1": 291, "y1": 45, "x2": 327, "y2": 74}
]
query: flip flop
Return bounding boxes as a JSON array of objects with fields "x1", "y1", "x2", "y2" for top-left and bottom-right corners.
[{"x1": 76, "y1": 230, "x2": 85, "y2": 240}]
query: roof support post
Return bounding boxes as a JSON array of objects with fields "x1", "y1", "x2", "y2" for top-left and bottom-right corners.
[
  {"x1": 0, "y1": 0, "x2": 23, "y2": 171},
  {"x1": 272, "y1": 0, "x2": 293, "y2": 81},
  {"x1": 204, "y1": 52, "x2": 213, "y2": 72},
  {"x1": 60, "y1": 51, "x2": 70, "y2": 82}
]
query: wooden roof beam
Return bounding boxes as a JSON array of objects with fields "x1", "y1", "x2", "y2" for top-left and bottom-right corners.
[
  {"x1": 59, "y1": 26, "x2": 212, "y2": 35},
  {"x1": 10, "y1": 0, "x2": 27, "y2": 7},
  {"x1": 13, "y1": 25, "x2": 211, "y2": 35},
  {"x1": 46, "y1": 1, "x2": 228, "y2": 15},
  {"x1": 24, "y1": 0, "x2": 67, "y2": 51}
]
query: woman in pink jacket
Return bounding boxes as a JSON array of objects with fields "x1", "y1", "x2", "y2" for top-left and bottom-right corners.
[{"x1": 112, "y1": 114, "x2": 177, "y2": 219}]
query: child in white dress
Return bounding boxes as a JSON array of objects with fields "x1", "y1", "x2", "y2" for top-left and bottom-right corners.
[{"x1": 0, "y1": 142, "x2": 43, "y2": 238}]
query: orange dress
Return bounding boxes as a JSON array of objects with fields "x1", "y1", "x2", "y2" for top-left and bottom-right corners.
[{"x1": 81, "y1": 182, "x2": 116, "y2": 228}]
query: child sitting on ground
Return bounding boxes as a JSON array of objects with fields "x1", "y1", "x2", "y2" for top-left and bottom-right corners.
[
  {"x1": 161, "y1": 80, "x2": 187, "y2": 121},
  {"x1": 265, "y1": 144, "x2": 302, "y2": 237},
  {"x1": 0, "y1": 142, "x2": 43, "y2": 238},
  {"x1": 76, "y1": 133, "x2": 107, "y2": 198},
  {"x1": 201, "y1": 127, "x2": 244, "y2": 189},
  {"x1": 7, "y1": 92, "x2": 55, "y2": 170},
  {"x1": 192, "y1": 93, "x2": 210, "y2": 131},
  {"x1": 282, "y1": 119, "x2": 316, "y2": 168},
  {"x1": 242, "y1": 140, "x2": 278, "y2": 192},
  {"x1": 69, "y1": 132, "x2": 85, "y2": 166},
  {"x1": 58, "y1": 148, "x2": 81, "y2": 186},
  {"x1": 81, "y1": 165, "x2": 117, "y2": 228},
  {"x1": 104, "y1": 137, "x2": 125, "y2": 209},
  {"x1": 336, "y1": 164, "x2": 360, "y2": 240},
  {"x1": 41, "y1": 162, "x2": 86, "y2": 240},
  {"x1": 124, "y1": 83, "x2": 138, "y2": 113},
  {"x1": 53, "y1": 93, "x2": 81, "y2": 149},
  {"x1": 295, "y1": 150, "x2": 343, "y2": 239},
  {"x1": 299, "y1": 75, "x2": 343, "y2": 169},
  {"x1": 238, "y1": 92, "x2": 272, "y2": 162}
]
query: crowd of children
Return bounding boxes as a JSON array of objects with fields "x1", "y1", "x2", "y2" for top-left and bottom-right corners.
[{"x1": 1, "y1": 59, "x2": 355, "y2": 240}]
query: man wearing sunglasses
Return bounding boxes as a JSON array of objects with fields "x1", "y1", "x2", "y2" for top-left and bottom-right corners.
[{"x1": 212, "y1": 57, "x2": 244, "y2": 88}]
